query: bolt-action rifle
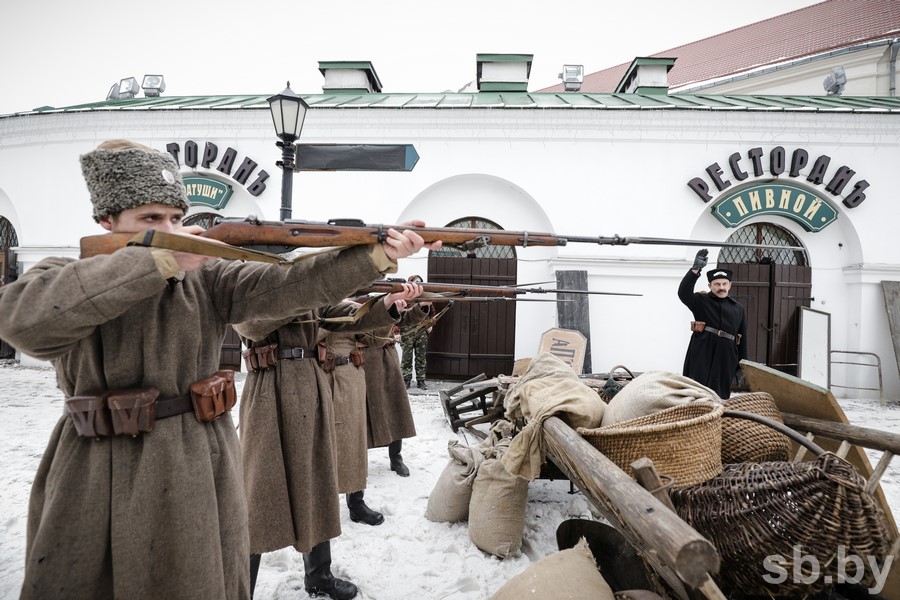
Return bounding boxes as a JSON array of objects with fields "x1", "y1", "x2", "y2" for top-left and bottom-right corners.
[
  {"x1": 355, "y1": 279, "x2": 641, "y2": 297},
  {"x1": 79, "y1": 215, "x2": 804, "y2": 262}
]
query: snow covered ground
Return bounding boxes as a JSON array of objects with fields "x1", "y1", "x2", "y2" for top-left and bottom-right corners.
[{"x1": 1, "y1": 360, "x2": 898, "y2": 600}]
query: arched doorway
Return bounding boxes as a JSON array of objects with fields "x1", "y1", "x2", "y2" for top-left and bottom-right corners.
[
  {"x1": 717, "y1": 223, "x2": 810, "y2": 377},
  {"x1": 1, "y1": 216, "x2": 19, "y2": 358},
  {"x1": 426, "y1": 217, "x2": 517, "y2": 379},
  {"x1": 184, "y1": 212, "x2": 242, "y2": 371}
]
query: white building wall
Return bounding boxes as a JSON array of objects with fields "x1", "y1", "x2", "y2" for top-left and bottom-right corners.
[{"x1": 1, "y1": 101, "x2": 898, "y2": 398}]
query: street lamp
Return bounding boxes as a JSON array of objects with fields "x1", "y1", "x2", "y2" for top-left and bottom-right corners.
[{"x1": 267, "y1": 82, "x2": 309, "y2": 220}]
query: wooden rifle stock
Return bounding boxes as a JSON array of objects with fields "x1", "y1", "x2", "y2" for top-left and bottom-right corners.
[{"x1": 79, "y1": 215, "x2": 804, "y2": 259}]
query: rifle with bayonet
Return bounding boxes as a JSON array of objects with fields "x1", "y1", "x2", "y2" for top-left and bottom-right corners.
[
  {"x1": 79, "y1": 215, "x2": 805, "y2": 261},
  {"x1": 355, "y1": 279, "x2": 641, "y2": 298}
]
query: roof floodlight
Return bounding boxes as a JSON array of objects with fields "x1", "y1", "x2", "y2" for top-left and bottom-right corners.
[
  {"x1": 559, "y1": 64, "x2": 584, "y2": 92},
  {"x1": 117, "y1": 77, "x2": 140, "y2": 99},
  {"x1": 141, "y1": 74, "x2": 166, "y2": 97},
  {"x1": 105, "y1": 83, "x2": 121, "y2": 101},
  {"x1": 823, "y1": 65, "x2": 847, "y2": 95}
]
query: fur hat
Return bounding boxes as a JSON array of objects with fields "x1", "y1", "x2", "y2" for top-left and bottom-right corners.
[
  {"x1": 80, "y1": 140, "x2": 190, "y2": 222},
  {"x1": 707, "y1": 268, "x2": 734, "y2": 283}
]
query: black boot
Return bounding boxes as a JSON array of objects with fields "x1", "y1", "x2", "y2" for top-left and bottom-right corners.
[
  {"x1": 249, "y1": 553, "x2": 262, "y2": 599},
  {"x1": 417, "y1": 379, "x2": 427, "y2": 390},
  {"x1": 303, "y1": 541, "x2": 358, "y2": 600},
  {"x1": 346, "y1": 490, "x2": 384, "y2": 526},
  {"x1": 388, "y1": 439, "x2": 410, "y2": 477},
  {"x1": 404, "y1": 376, "x2": 411, "y2": 389}
]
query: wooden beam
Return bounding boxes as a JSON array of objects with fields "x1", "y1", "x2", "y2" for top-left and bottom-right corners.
[{"x1": 542, "y1": 416, "x2": 720, "y2": 591}]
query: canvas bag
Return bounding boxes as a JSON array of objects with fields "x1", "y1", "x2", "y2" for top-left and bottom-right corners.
[{"x1": 425, "y1": 440, "x2": 485, "y2": 523}]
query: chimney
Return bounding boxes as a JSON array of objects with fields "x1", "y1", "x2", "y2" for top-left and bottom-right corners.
[
  {"x1": 318, "y1": 61, "x2": 383, "y2": 94},
  {"x1": 476, "y1": 54, "x2": 533, "y2": 92},
  {"x1": 615, "y1": 57, "x2": 676, "y2": 94}
]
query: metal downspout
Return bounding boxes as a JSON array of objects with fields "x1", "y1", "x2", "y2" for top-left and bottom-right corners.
[{"x1": 891, "y1": 38, "x2": 900, "y2": 96}]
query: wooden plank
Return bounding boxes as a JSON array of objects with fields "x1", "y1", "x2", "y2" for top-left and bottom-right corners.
[
  {"x1": 556, "y1": 270, "x2": 593, "y2": 373},
  {"x1": 883, "y1": 281, "x2": 900, "y2": 383}
]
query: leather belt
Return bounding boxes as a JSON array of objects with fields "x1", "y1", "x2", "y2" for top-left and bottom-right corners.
[
  {"x1": 278, "y1": 347, "x2": 310, "y2": 360},
  {"x1": 155, "y1": 394, "x2": 194, "y2": 419},
  {"x1": 64, "y1": 393, "x2": 194, "y2": 420},
  {"x1": 703, "y1": 326, "x2": 736, "y2": 341}
]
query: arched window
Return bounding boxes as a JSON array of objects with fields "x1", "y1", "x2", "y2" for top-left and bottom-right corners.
[
  {"x1": 183, "y1": 212, "x2": 221, "y2": 230},
  {"x1": 718, "y1": 223, "x2": 808, "y2": 266},
  {"x1": 429, "y1": 216, "x2": 516, "y2": 259},
  {"x1": 0, "y1": 217, "x2": 18, "y2": 250}
]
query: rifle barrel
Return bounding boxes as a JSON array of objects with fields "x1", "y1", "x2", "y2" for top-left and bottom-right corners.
[{"x1": 567, "y1": 234, "x2": 804, "y2": 251}]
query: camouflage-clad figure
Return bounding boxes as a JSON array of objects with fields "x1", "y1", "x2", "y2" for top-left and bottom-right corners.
[
  {"x1": 399, "y1": 275, "x2": 433, "y2": 390},
  {"x1": 400, "y1": 322, "x2": 430, "y2": 389}
]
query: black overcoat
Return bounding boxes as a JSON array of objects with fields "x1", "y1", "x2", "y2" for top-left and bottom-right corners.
[{"x1": 678, "y1": 269, "x2": 748, "y2": 399}]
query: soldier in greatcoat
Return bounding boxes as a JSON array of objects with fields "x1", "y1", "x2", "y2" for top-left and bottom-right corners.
[
  {"x1": 0, "y1": 139, "x2": 434, "y2": 600},
  {"x1": 235, "y1": 286, "x2": 419, "y2": 600},
  {"x1": 359, "y1": 303, "x2": 430, "y2": 477},
  {"x1": 678, "y1": 249, "x2": 748, "y2": 399}
]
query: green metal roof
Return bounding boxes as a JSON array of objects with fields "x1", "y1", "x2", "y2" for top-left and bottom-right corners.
[{"x1": 5, "y1": 92, "x2": 900, "y2": 117}]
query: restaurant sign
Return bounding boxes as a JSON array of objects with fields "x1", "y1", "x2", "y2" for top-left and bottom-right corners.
[
  {"x1": 183, "y1": 176, "x2": 234, "y2": 210},
  {"x1": 711, "y1": 182, "x2": 838, "y2": 232}
]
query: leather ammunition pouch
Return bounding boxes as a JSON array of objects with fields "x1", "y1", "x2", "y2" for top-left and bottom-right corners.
[
  {"x1": 690, "y1": 320, "x2": 706, "y2": 333},
  {"x1": 317, "y1": 341, "x2": 337, "y2": 373},
  {"x1": 190, "y1": 370, "x2": 236, "y2": 422},
  {"x1": 350, "y1": 347, "x2": 365, "y2": 367},
  {"x1": 66, "y1": 394, "x2": 114, "y2": 438},
  {"x1": 67, "y1": 387, "x2": 160, "y2": 438},
  {"x1": 108, "y1": 388, "x2": 159, "y2": 436},
  {"x1": 242, "y1": 342, "x2": 278, "y2": 373}
]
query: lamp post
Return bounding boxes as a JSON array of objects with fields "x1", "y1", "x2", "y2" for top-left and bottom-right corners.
[{"x1": 267, "y1": 82, "x2": 309, "y2": 220}]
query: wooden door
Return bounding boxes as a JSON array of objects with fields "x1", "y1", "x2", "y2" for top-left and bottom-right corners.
[
  {"x1": 426, "y1": 256, "x2": 517, "y2": 379},
  {"x1": 721, "y1": 262, "x2": 812, "y2": 377}
]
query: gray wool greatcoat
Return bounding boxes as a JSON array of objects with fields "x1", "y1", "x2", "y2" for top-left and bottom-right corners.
[
  {"x1": 234, "y1": 299, "x2": 398, "y2": 554},
  {"x1": 0, "y1": 245, "x2": 394, "y2": 600},
  {"x1": 360, "y1": 305, "x2": 428, "y2": 449},
  {"x1": 323, "y1": 325, "x2": 378, "y2": 494}
]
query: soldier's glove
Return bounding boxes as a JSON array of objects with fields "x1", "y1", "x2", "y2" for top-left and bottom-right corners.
[{"x1": 692, "y1": 249, "x2": 709, "y2": 271}]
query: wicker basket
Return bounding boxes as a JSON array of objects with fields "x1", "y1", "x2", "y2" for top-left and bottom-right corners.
[
  {"x1": 721, "y1": 392, "x2": 791, "y2": 463},
  {"x1": 577, "y1": 401, "x2": 724, "y2": 487},
  {"x1": 670, "y1": 453, "x2": 892, "y2": 597}
]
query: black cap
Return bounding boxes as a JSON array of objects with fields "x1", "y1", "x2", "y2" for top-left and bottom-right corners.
[{"x1": 707, "y1": 268, "x2": 733, "y2": 283}]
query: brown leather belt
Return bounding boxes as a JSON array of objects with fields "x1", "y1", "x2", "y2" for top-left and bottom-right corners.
[{"x1": 278, "y1": 347, "x2": 311, "y2": 360}]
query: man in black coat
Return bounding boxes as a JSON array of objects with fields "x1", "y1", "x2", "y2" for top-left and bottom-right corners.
[{"x1": 678, "y1": 249, "x2": 748, "y2": 399}]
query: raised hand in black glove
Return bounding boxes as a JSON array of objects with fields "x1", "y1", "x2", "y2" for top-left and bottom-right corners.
[{"x1": 692, "y1": 249, "x2": 709, "y2": 271}]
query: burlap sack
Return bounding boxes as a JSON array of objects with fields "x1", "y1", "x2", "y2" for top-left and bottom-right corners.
[
  {"x1": 468, "y1": 457, "x2": 529, "y2": 558},
  {"x1": 425, "y1": 440, "x2": 485, "y2": 523},
  {"x1": 501, "y1": 352, "x2": 606, "y2": 480},
  {"x1": 488, "y1": 538, "x2": 615, "y2": 600},
  {"x1": 601, "y1": 370, "x2": 719, "y2": 426}
]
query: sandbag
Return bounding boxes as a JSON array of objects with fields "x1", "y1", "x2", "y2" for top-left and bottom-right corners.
[
  {"x1": 601, "y1": 370, "x2": 718, "y2": 426},
  {"x1": 425, "y1": 440, "x2": 485, "y2": 523},
  {"x1": 468, "y1": 458, "x2": 528, "y2": 558},
  {"x1": 488, "y1": 538, "x2": 615, "y2": 600}
]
